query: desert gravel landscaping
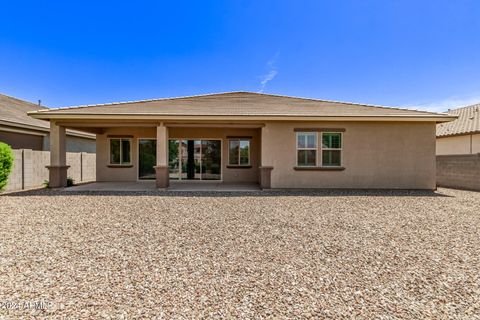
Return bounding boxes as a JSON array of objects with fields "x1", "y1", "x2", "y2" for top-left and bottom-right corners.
[{"x1": 1, "y1": 188, "x2": 480, "y2": 319}]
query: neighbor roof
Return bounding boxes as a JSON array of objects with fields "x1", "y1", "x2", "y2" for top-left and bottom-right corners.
[
  {"x1": 28, "y1": 92, "x2": 455, "y2": 122},
  {"x1": 0, "y1": 93, "x2": 95, "y2": 138},
  {"x1": 437, "y1": 104, "x2": 480, "y2": 137}
]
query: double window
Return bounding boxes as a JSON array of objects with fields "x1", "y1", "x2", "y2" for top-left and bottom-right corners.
[
  {"x1": 296, "y1": 132, "x2": 342, "y2": 167},
  {"x1": 109, "y1": 138, "x2": 132, "y2": 165},
  {"x1": 228, "y1": 139, "x2": 250, "y2": 166}
]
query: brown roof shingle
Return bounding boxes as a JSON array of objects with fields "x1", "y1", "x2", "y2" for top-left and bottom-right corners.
[
  {"x1": 0, "y1": 93, "x2": 95, "y2": 138},
  {"x1": 0, "y1": 93, "x2": 51, "y2": 129},
  {"x1": 29, "y1": 92, "x2": 454, "y2": 121},
  {"x1": 437, "y1": 104, "x2": 480, "y2": 137}
]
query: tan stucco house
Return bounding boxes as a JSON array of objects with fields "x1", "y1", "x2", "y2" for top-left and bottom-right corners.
[
  {"x1": 27, "y1": 92, "x2": 455, "y2": 189},
  {"x1": 0, "y1": 93, "x2": 96, "y2": 152},
  {"x1": 436, "y1": 104, "x2": 480, "y2": 155}
]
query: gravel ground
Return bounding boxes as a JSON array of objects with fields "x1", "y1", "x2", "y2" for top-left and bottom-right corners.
[{"x1": 1, "y1": 188, "x2": 479, "y2": 319}]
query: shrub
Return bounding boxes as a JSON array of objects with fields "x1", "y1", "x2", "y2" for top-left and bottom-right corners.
[
  {"x1": 43, "y1": 177, "x2": 74, "y2": 188},
  {"x1": 0, "y1": 142, "x2": 14, "y2": 191}
]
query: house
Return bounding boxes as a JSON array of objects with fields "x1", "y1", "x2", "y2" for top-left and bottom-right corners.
[
  {"x1": 0, "y1": 93, "x2": 96, "y2": 152},
  {"x1": 436, "y1": 104, "x2": 480, "y2": 191},
  {"x1": 436, "y1": 104, "x2": 480, "y2": 155},
  {"x1": 27, "y1": 92, "x2": 455, "y2": 189}
]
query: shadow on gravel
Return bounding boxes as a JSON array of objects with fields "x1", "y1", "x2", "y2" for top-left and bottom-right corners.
[{"x1": 2, "y1": 189, "x2": 453, "y2": 198}]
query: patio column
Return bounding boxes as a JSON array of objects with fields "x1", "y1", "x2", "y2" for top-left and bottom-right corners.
[
  {"x1": 154, "y1": 123, "x2": 169, "y2": 188},
  {"x1": 259, "y1": 124, "x2": 274, "y2": 189},
  {"x1": 46, "y1": 121, "x2": 69, "y2": 188}
]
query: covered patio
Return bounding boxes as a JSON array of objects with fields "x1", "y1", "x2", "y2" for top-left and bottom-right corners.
[{"x1": 43, "y1": 119, "x2": 273, "y2": 190}]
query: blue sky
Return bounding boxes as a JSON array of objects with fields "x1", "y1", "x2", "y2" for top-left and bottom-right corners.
[{"x1": 1, "y1": 1, "x2": 480, "y2": 111}]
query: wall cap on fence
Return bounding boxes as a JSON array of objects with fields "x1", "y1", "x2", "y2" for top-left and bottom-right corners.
[{"x1": 437, "y1": 153, "x2": 480, "y2": 158}]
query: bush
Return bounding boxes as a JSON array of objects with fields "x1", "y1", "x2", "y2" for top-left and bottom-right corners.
[
  {"x1": 43, "y1": 177, "x2": 74, "y2": 188},
  {"x1": 0, "y1": 142, "x2": 14, "y2": 191}
]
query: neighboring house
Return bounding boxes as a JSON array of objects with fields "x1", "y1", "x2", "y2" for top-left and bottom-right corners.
[
  {"x1": 436, "y1": 104, "x2": 480, "y2": 155},
  {"x1": 0, "y1": 93, "x2": 96, "y2": 152},
  {"x1": 28, "y1": 92, "x2": 455, "y2": 189}
]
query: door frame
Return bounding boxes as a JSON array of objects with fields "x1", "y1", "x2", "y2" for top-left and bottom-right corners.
[
  {"x1": 137, "y1": 137, "x2": 157, "y2": 181},
  {"x1": 168, "y1": 138, "x2": 223, "y2": 182}
]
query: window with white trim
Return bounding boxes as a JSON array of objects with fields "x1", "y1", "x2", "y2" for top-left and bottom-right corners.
[
  {"x1": 109, "y1": 138, "x2": 132, "y2": 165},
  {"x1": 321, "y1": 132, "x2": 342, "y2": 166},
  {"x1": 296, "y1": 132, "x2": 317, "y2": 166},
  {"x1": 228, "y1": 139, "x2": 250, "y2": 166},
  {"x1": 296, "y1": 132, "x2": 342, "y2": 167}
]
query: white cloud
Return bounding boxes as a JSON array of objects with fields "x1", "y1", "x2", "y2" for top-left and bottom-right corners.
[
  {"x1": 258, "y1": 52, "x2": 279, "y2": 93},
  {"x1": 403, "y1": 94, "x2": 480, "y2": 113}
]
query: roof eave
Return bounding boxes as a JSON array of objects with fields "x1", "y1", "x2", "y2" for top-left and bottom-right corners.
[
  {"x1": 27, "y1": 112, "x2": 457, "y2": 123},
  {"x1": 437, "y1": 130, "x2": 480, "y2": 138},
  {"x1": 0, "y1": 118, "x2": 96, "y2": 139}
]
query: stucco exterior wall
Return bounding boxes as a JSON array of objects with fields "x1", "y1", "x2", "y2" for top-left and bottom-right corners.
[
  {"x1": 436, "y1": 133, "x2": 480, "y2": 155},
  {"x1": 95, "y1": 122, "x2": 436, "y2": 189},
  {"x1": 96, "y1": 127, "x2": 260, "y2": 182},
  {"x1": 261, "y1": 121, "x2": 436, "y2": 189},
  {"x1": 43, "y1": 135, "x2": 96, "y2": 153},
  {"x1": 0, "y1": 129, "x2": 95, "y2": 153},
  {"x1": 0, "y1": 131, "x2": 44, "y2": 150}
]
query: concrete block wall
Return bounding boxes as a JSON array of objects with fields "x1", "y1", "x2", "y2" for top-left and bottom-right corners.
[
  {"x1": 5, "y1": 150, "x2": 96, "y2": 192},
  {"x1": 436, "y1": 154, "x2": 480, "y2": 191},
  {"x1": 7, "y1": 149, "x2": 23, "y2": 191}
]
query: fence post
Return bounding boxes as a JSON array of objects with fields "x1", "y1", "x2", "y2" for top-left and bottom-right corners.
[
  {"x1": 21, "y1": 149, "x2": 25, "y2": 190},
  {"x1": 80, "y1": 152, "x2": 84, "y2": 182}
]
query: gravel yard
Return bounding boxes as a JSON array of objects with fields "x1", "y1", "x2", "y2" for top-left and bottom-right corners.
[{"x1": 1, "y1": 188, "x2": 479, "y2": 319}]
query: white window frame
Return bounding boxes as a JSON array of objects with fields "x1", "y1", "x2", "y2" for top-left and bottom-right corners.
[
  {"x1": 320, "y1": 132, "x2": 342, "y2": 167},
  {"x1": 228, "y1": 139, "x2": 251, "y2": 166},
  {"x1": 108, "y1": 138, "x2": 132, "y2": 165},
  {"x1": 296, "y1": 132, "x2": 318, "y2": 167}
]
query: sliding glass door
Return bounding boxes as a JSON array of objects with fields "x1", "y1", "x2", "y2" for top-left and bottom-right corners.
[
  {"x1": 138, "y1": 139, "x2": 157, "y2": 180},
  {"x1": 168, "y1": 139, "x2": 221, "y2": 180}
]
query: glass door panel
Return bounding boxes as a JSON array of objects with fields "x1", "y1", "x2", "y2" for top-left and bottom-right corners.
[
  {"x1": 138, "y1": 139, "x2": 156, "y2": 180},
  {"x1": 201, "y1": 140, "x2": 221, "y2": 180},
  {"x1": 193, "y1": 140, "x2": 201, "y2": 180},
  {"x1": 168, "y1": 140, "x2": 180, "y2": 180},
  {"x1": 169, "y1": 139, "x2": 222, "y2": 181},
  {"x1": 180, "y1": 140, "x2": 188, "y2": 180}
]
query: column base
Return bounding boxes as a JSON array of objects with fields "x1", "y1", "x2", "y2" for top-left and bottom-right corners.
[
  {"x1": 259, "y1": 166, "x2": 273, "y2": 189},
  {"x1": 154, "y1": 165, "x2": 169, "y2": 188},
  {"x1": 46, "y1": 165, "x2": 70, "y2": 188}
]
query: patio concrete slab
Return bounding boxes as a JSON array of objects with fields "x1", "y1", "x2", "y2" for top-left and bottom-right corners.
[
  {"x1": 66, "y1": 181, "x2": 261, "y2": 192},
  {"x1": 66, "y1": 181, "x2": 157, "y2": 191},
  {"x1": 168, "y1": 181, "x2": 261, "y2": 191}
]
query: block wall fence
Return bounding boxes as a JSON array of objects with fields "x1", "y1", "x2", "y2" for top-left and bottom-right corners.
[
  {"x1": 436, "y1": 154, "x2": 480, "y2": 191},
  {"x1": 5, "y1": 149, "x2": 96, "y2": 192}
]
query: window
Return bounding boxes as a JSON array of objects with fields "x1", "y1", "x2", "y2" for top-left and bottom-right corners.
[
  {"x1": 296, "y1": 132, "x2": 342, "y2": 167},
  {"x1": 296, "y1": 132, "x2": 317, "y2": 166},
  {"x1": 228, "y1": 139, "x2": 250, "y2": 166},
  {"x1": 321, "y1": 133, "x2": 342, "y2": 166},
  {"x1": 109, "y1": 138, "x2": 131, "y2": 165}
]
